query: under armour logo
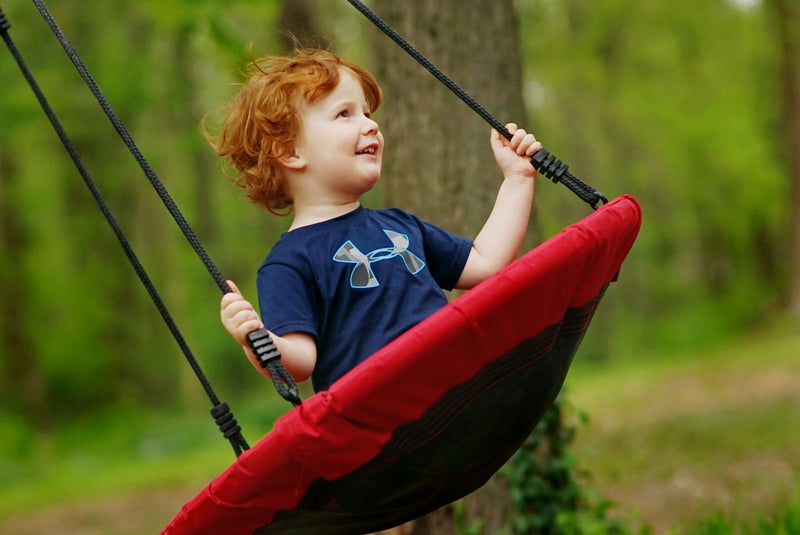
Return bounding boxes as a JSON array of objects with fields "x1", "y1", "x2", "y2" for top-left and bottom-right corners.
[{"x1": 333, "y1": 230, "x2": 425, "y2": 288}]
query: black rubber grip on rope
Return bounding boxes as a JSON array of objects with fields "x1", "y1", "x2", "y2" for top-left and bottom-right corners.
[
  {"x1": 246, "y1": 328, "x2": 301, "y2": 406},
  {"x1": 531, "y1": 148, "x2": 608, "y2": 210}
]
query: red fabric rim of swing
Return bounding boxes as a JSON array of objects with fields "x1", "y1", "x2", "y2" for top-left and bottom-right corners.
[{"x1": 162, "y1": 194, "x2": 642, "y2": 535}]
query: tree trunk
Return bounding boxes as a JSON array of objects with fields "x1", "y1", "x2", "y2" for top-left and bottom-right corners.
[
  {"x1": 0, "y1": 149, "x2": 50, "y2": 426},
  {"x1": 371, "y1": 0, "x2": 531, "y2": 240},
  {"x1": 279, "y1": 0, "x2": 321, "y2": 51},
  {"x1": 367, "y1": 1, "x2": 529, "y2": 532},
  {"x1": 771, "y1": 0, "x2": 800, "y2": 315}
]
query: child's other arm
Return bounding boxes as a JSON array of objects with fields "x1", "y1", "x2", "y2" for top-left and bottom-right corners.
[
  {"x1": 220, "y1": 280, "x2": 316, "y2": 382},
  {"x1": 455, "y1": 123, "x2": 541, "y2": 289}
]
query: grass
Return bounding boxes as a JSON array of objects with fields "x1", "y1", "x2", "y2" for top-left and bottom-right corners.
[
  {"x1": 0, "y1": 393, "x2": 288, "y2": 522},
  {"x1": 565, "y1": 321, "x2": 800, "y2": 533},
  {"x1": 0, "y1": 445, "x2": 228, "y2": 518},
  {"x1": 682, "y1": 492, "x2": 800, "y2": 534},
  {"x1": 0, "y1": 323, "x2": 798, "y2": 534}
]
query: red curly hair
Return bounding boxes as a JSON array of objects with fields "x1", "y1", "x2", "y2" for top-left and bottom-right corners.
[{"x1": 211, "y1": 49, "x2": 383, "y2": 214}]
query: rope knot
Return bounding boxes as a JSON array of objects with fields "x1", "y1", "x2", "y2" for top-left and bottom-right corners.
[
  {"x1": 211, "y1": 403, "x2": 243, "y2": 440},
  {"x1": 0, "y1": 8, "x2": 11, "y2": 33}
]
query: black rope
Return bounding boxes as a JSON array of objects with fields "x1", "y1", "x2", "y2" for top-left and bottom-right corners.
[
  {"x1": 346, "y1": 0, "x2": 608, "y2": 210},
  {"x1": 0, "y1": 6, "x2": 249, "y2": 456},
  {"x1": 27, "y1": 0, "x2": 301, "y2": 407}
]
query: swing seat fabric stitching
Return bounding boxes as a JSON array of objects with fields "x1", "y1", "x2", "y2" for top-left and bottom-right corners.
[{"x1": 162, "y1": 195, "x2": 641, "y2": 535}]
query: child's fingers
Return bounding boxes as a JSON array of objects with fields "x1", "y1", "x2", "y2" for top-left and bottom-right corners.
[
  {"x1": 518, "y1": 136, "x2": 542, "y2": 156},
  {"x1": 221, "y1": 280, "x2": 253, "y2": 317},
  {"x1": 509, "y1": 127, "x2": 542, "y2": 157},
  {"x1": 492, "y1": 123, "x2": 542, "y2": 175},
  {"x1": 222, "y1": 301, "x2": 262, "y2": 336},
  {"x1": 492, "y1": 123, "x2": 524, "y2": 151},
  {"x1": 236, "y1": 317, "x2": 263, "y2": 336},
  {"x1": 222, "y1": 297, "x2": 255, "y2": 317},
  {"x1": 221, "y1": 297, "x2": 259, "y2": 329},
  {"x1": 225, "y1": 279, "x2": 241, "y2": 295},
  {"x1": 220, "y1": 291, "x2": 244, "y2": 311},
  {"x1": 490, "y1": 127, "x2": 506, "y2": 146},
  {"x1": 220, "y1": 279, "x2": 264, "y2": 343},
  {"x1": 512, "y1": 131, "x2": 529, "y2": 153},
  {"x1": 507, "y1": 125, "x2": 529, "y2": 148}
]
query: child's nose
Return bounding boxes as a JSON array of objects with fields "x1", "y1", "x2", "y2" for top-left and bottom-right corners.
[{"x1": 362, "y1": 116, "x2": 379, "y2": 134}]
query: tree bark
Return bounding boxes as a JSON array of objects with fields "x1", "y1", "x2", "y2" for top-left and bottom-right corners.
[
  {"x1": 370, "y1": 0, "x2": 531, "y2": 241},
  {"x1": 279, "y1": 0, "x2": 321, "y2": 51},
  {"x1": 771, "y1": 0, "x2": 800, "y2": 315},
  {"x1": 366, "y1": 1, "x2": 529, "y2": 532}
]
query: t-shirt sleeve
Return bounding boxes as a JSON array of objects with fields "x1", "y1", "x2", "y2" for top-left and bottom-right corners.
[
  {"x1": 415, "y1": 216, "x2": 472, "y2": 291},
  {"x1": 256, "y1": 262, "x2": 319, "y2": 339}
]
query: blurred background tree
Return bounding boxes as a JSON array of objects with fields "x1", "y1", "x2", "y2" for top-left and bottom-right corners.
[{"x1": 769, "y1": 0, "x2": 800, "y2": 314}]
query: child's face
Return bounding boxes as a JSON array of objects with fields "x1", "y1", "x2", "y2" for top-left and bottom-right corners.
[{"x1": 292, "y1": 69, "x2": 384, "y2": 203}]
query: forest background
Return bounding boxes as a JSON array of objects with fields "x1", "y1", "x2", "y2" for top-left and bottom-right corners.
[{"x1": 1, "y1": 0, "x2": 799, "y2": 533}]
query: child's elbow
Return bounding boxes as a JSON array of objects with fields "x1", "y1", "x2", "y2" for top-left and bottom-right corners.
[
  {"x1": 279, "y1": 332, "x2": 317, "y2": 383},
  {"x1": 287, "y1": 358, "x2": 315, "y2": 383},
  {"x1": 455, "y1": 259, "x2": 502, "y2": 290}
]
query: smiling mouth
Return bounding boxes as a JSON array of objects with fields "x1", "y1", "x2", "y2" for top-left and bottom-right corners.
[{"x1": 356, "y1": 145, "x2": 378, "y2": 155}]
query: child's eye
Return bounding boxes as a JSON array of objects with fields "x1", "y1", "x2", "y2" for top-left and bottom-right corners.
[{"x1": 337, "y1": 109, "x2": 349, "y2": 118}]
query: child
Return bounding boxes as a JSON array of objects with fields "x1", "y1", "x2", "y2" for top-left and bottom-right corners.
[{"x1": 216, "y1": 49, "x2": 541, "y2": 392}]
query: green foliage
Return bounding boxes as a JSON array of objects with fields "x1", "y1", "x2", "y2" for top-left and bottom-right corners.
[
  {"x1": 453, "y1": 502, "x2": 487, "y2": 535},
  {"x1": 516, "y1": 0, "x2": 787, "y2": 359},
  {"x1": 503, "y1": 393, "x2": 644, "y2": 535},
  {"x1": 0, "y1": 0, "x2": 289, "y2": 419}
]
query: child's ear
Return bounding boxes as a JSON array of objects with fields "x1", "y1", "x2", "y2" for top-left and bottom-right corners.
[{"x1": 274, "y1": 142, "x2": 306, "y2": 170}]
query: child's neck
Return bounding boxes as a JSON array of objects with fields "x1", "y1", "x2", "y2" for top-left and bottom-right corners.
[{"x1": 289, "y1": 201, "x2": 361, "y2": 231}]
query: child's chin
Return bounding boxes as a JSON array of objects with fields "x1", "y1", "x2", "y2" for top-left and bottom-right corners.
[
  {"x1": 362, "y1": 170, "x2": 381, "y2": 188},
  {"x1": 362, "y1": 178, "x2": 379, "y2": 193}
]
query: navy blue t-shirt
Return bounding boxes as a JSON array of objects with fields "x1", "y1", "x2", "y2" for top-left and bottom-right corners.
[{"x1": 256, "y1": 206, "x2": 472, "y2": 392}]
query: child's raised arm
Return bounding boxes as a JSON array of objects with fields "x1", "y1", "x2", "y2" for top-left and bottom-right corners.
[
  {"x1": 455, "y1": 123, "x2": 541, "y2": 289},
  {"x1": 221, "y1": 280, "x2": 317, "y2": 383}
]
